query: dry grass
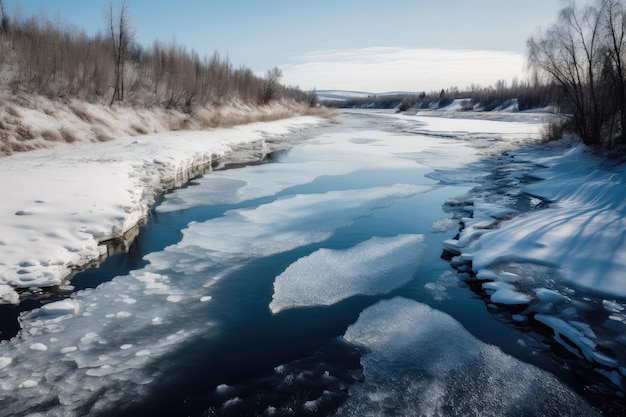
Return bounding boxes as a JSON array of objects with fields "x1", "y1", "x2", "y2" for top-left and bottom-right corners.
[
  {"x1": 94, "y1": 129, "x2": 113, "y2": 142},
  {"x1": 541, "y1": 121, "x2": 565, "y2": 142},
  {"x1": 41, "y1": 130, "x2": 61, "y2": 142},
  {"x1": 0, "y1": 96, "x2": 336, "y2": 155},
  {"x1": 5, "y1": 105, "x2": 20, "y2": 117},
  {"x1": 131, "y1": 124, "x2": 149, "y2": 135},
  {"x1": 69, "y1": 104, "x2": 95, "y2": 123},
  {"x1": 60, "y1": 127, "x2": 79, "y2": 143},
  {"x1": 15, "y1": 123, "x2": 35, "y2": 140}
]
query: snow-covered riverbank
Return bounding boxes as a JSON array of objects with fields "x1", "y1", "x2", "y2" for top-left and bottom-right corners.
[
  {"x1": 434, "y1": 132, "x2": 626, "y2": 394},
  {"x1": 0, "y1": 109, "x2": 623, "y2": 416},
  {"x1": 0, "y1": 116, "x2": 325, "y2": 304}
]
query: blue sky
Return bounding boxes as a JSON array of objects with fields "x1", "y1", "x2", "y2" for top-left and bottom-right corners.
[{"x1": 3, "y1": 0, "x2": 563, "y2": 92}]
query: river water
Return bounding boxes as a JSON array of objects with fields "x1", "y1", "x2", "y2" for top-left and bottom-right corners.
[{"x1": 0, "y1": 110, "x2": 619, "y2": 416}]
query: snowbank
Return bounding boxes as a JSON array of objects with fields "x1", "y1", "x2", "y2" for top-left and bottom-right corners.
[
  {"x1": 0, "y1": 116, "x2": 324, "y2": 303},
  {"x1": 466, "y1": 144, "x2": 626, "y2": 298},
  {"x1": 439, "y1": 138, "x2": 626, "y2": 390}
]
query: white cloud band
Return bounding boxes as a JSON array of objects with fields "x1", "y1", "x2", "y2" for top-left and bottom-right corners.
[{"x1": 281, "y1": 47, "x2": 526, "y2": 92}]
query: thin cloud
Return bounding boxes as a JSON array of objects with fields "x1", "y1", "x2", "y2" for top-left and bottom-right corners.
[{"x1": 281, "y1": 47, "x2": 527, "y2": 92}]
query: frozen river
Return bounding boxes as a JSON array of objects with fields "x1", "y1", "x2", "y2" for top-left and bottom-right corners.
[{"x1": 0, "y1": 111, "x2": 620, "y2": 416}]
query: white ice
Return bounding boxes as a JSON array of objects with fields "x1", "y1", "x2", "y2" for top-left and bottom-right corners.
[
  {"x1": 339, "y1": 297, "x2": 600, "y2": 416},
  {"x1": 0, "y1": 179, "x2": 432, "y2": 415},
  {"x1": 156, "y1": 119, "x2": 474, "y2": 212},
  {"x1": 156, "y1": 158, "x2": 358, "y2": 211},
  {"x1": 0, "y1": 116, "x2": 322, "y2": 301},
  {"x1": 147, "y1": 184, "x2": 432, "y2": 272},
  {"x1": 482, "y1": 281, "x2": 531, "y2": 305},
  {"x1": 270, "y1": 234, "x2": 425, "y2": 313}
]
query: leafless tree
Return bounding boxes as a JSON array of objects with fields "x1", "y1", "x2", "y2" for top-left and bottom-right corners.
[
  {"x1": 0, "y1": 2, "x2": 310, "y2": 111},
  {"x1": 106, "y1": 0, "x2": 134, "y2": 105},
  {"x1": 527, "y1": 0, "x2": 626, "y2": 146},
  {"x1": 599, "y1": 0, "x2": 626, "y2": 144},
  {"x1": 0, "y1": 0, "x2": 9, "y2": 35},
  {"x1": 259, "y1": 67, "x2": 283, "y2": 104},
  {"x1": 528, "y1": 1, "x2": 604, "y2": 145}
]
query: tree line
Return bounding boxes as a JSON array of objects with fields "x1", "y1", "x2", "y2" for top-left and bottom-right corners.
[
  {"x1": 528, "y1": 0, "x2": 626, "y2": 147},
  {"x1": 0, "y1": 0, "x2": 314, "y2": 112},
  {"x1": 325, "y1": 79, "x2": 555, "y2": 112}
]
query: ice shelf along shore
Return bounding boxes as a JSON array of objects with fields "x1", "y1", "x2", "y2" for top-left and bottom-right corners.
[
  {"x1": 440, "y1": 135, "x2": 626, "y2": 391},
  {"x1": 0, "y1": 116, "x2": 324, "y2": 303}
]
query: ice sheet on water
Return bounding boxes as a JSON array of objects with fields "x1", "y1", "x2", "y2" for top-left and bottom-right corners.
[
  {"x1": 339, "y1": 297, "x2": 601, "y2": 416},
  {"x1": 0, "y1": 183, "x2": 433, "y2": 415},
  {"x1": 0, "y1": 268, "x2": 209, "y2": 416},
  {"x1": 270, "y1": 234, "x2": 425, "y2": 313},
  {"x1": 149, "y1": 184, "x2": 433, "y2": 271},
  {"x1": 156, "y1": 129, "x2": 442, "y2": 213},
  {"x1": 156, "y1": 160, "x2": 358, "y2": 212}
]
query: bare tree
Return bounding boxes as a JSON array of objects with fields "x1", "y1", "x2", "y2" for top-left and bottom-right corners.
[
  {"x1": 106, "y1": 0, "x2": 134, "y2": 105},
  {"x1": 600, "y1": 0, "x2": 626, "y2": 144},
  {"x1": 0, "y1": 2, "x2": 311, "y2": 111},
  {"x1": 259, "y1": 67, "x2": 283, "y2": 104},
  {"x1": 528, "y1": 0, "x2": 606, "y2": 145},
  {"x1": 0, "y1": 0, "x2": 9, "y2": 36},
  {"x1": 526, "y1": 0, "x2": 626, "y2": 147}
]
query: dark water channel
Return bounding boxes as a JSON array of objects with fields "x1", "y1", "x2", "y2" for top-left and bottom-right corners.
[{"x1": 0, "y1": 111, "x2": 620, "y2": 416}]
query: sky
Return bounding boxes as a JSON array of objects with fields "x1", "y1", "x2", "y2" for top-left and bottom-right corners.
[{"x1": 2, "y1": 0, "x2": 564, "y2": 93}]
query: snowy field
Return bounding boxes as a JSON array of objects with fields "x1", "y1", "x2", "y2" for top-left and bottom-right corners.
[{"x1": 0, "y1": 116, "x2": 324, "y2": 304}]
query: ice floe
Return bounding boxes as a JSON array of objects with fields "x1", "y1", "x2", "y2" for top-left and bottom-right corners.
[
  {"x1": 339, "y1": 297, "x2": 601, "y2": 416},
  {"x1": 270, "y1": 234, "x2": 425, "y2": 313}
]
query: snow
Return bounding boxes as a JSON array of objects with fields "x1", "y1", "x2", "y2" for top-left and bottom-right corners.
[
  {"x1": 482, "y1": 281, "x2": 531, "y2": 305},
  {"x1": 440, "y1": 98, "x2": 472, "y2": 111},
  {"x1": 270, "y1": 234, "x2": 425, "y2": 313},
  {"x1": 156, "y1": 119, "x2": 467, "y2": 213},
  {"x1": 0, "y1": 116, "x2": 323, "y2": 300},
  {"x1": 338, "y1": 297, "x2": 600, "y2": 416},
  {"x1": 1, "y1": 106, "x2": 624, "y2": 411},
  {"x1": 464, "y1": 144, "x2": 626, "y2": 298}
]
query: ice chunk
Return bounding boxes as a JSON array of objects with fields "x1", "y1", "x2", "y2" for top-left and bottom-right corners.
[
  {"x1": 482, "y1": 282, "x2": 530, "y2": 305},
  {"x1": 270, "y1": 235, "x2": 425, "y2": 313},
  {"x1": 40, "y1": 299, "x2": 80, "y2": 316},
  {"x1": 29, "y1": 343, "x2": 48, "y2": 351},
  {"x1": 339, "y1": 297, "x2": 600, "y2": 416},
  {"x1": 0, "y1": 284, "x2": 19, "y2": 305},
  {"x1": 0, "y1": 357, "x2": 12, "y2": 369},
  {"x1": 534, "y1": 314, "x2": 602, "y2": 363},
  {"x1": 534, "y1": 288, "x2": 565, "y2": 303},
  {"x1": 431, "y1": 217, "x2": 458, "y2": 232},
  {"x1": 19, "y1": 380, "x2": 39, "y2": 389},
  {"x1": 603, "y1": 299, "x2": 625, "y2": 314},
  {"x1": 423, "y1": 271, "x2": 459, "y2": 301}
]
